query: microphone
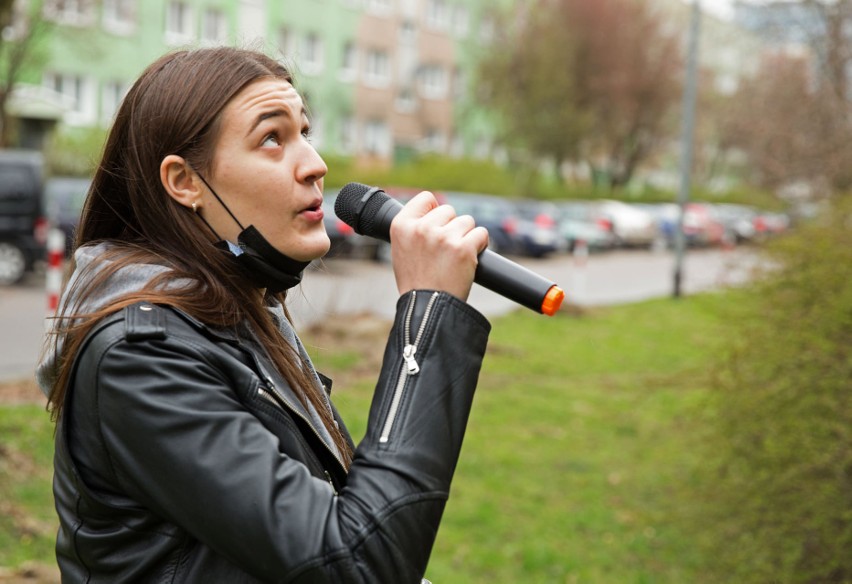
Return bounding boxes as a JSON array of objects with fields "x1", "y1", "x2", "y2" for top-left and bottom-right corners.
[{"x1": 334, "y1": 183, "x2": 565, "y2": 316}]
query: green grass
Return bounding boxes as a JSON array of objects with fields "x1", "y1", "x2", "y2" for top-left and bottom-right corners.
[
  {"x1": 1, "y1": 291, "x2": 738, "y2": 581},
  {"x1": 0, "y1": 404, "x2": 58, "y2": 569}
]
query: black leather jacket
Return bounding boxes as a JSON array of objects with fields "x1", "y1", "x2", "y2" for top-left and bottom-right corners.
[{"x1": 53, "y1": 290, "x2": 490, "y2": 583}]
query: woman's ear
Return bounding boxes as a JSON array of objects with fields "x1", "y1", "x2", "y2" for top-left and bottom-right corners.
[{"x1": 160, "y1": 155, "x2": 202, "y2": 210}]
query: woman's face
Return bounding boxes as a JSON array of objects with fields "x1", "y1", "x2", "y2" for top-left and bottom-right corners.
[{"x1": 201, "y1": 78, "x2": 330, "y2": 262}]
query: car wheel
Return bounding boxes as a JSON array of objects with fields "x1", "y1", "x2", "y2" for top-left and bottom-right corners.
[{"x1": 0, "y1": 242, "x2": 27, "y2": 285}]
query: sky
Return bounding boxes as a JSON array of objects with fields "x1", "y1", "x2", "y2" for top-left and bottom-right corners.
[{"x1": 685, "y1": 0, "x2": 787, "y2": 20}]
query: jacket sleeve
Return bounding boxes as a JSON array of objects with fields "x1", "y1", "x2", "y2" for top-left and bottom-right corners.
[{"x1": 83, "y1": 290, "x2": 490, "y2": 583}]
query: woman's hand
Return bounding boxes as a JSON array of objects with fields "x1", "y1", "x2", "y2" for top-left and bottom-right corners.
[{"x1": 389, "y1": 192, "x2": 489, "y2": 302}]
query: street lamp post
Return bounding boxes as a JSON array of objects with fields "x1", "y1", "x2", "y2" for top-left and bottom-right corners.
[{"x1": 673, "y1": 0, "x2": 702, "y2": 298}]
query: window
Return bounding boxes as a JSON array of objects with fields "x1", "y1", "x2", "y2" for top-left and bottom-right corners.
[
  {"x1": 395, "y1": 89, "x2": 416, "y2": 113},
  {"x1": 479, "y1": 16, "x2": 495, "y2": 43},
  {"x1": 301, "y1": 33, "x2": 325, "y2": 75},
  {"x1": 453, "y1": 6, "x2": 469, "y2": 37},
  {"x1": 340, "y1": 42, "x2": 358, "y2": 82},
  {"x1": 278, "y1": 27, "x2": 293, "y2": 56},
  {"x1": 367, "y1": 0, "x2": 393, "y2": 17},
  {"x1": 101, "y1": 80, "x2": 126, "y2": 124},
  {"x1": 201, "y1": 8, "x2": 227, "y2": 44},
  {"x1": 425, "y1": 0, "x2": 449, "y2": 31},
  {"x1": 44, "y1": 72, "x2": 96, "y2": 125},
  {"x1": 419, "y1": 65, "x2": 447, "y2": 99},
  {"x1": 339, "y1": 116, "x2": 356, "y2": 153},
  {"x1": 165, "y1": 1, "x2": 193, "y2": 44},
  {"x1": 307, "y1": 112, "x2": 324, "y2": 151},
  {"x1": 421, "y1": 128, "x2": 446, "y2": 153},
  {"x1": 399, "y1": 20, "x2": 416, "y2": 45},
  {"x1": 364, "y1": 120, "x2": 391, "y2": 156},
  {"x1": 451, "y1": 66, "x2": 465, "y2": 100},
  {"x1": 102, "y1": 0, "x2": 135, "y2": 34},
  {"x1": 364, "y1": 50, "x2": 390, "y2": 87},
  {"x1": 44, "y1": 0, "x2": 95, "y2": 26}
]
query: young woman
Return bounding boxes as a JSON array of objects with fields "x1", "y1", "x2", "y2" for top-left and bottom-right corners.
[{"x1": 38, "y1": 46, "x2": 490, "y2": 583}]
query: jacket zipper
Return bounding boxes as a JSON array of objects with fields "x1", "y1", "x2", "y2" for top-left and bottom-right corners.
[
  {"x1": 257, "y1": 376, "x2": 347, "y2": 477},
  {"x1": 379, "y1": 291, "x2": 440, "y2": 444}
]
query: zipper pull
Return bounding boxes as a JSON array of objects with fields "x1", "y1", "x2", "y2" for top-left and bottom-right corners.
[
  {"x1": 403, "y1": 344, "x2": 420, "y2": 375},
  {"x1": 324, "y1": 470, "x2": 338, "y2": 495}
]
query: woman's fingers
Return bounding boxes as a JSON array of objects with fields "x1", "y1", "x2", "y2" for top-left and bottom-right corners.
[{"x1": 389, "y1": 193, "x2": 488, "y2": 301}]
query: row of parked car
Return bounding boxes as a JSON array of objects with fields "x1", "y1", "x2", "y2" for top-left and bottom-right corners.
[
  {"x1": 323, "y1": 187, "x2": 791, "y2": 262},
  {"x1": 0, "y1": 151, "x2": 790, "y2": 285}
]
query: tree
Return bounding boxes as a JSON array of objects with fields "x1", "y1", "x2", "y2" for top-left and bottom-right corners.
[
  {"x1": 476, "y1": 0, "x2": 682, "y2": 190},
  {"x1": 0, "y1": 0, "x2": 52, "y2": 148},
  {"x1": 719, "y1": 0, "x2": 852, "y2": 196}
]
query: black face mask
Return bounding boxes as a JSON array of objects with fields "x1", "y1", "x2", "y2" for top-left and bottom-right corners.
[{"x1": 195, "y1": 173, "x2": 312, "y2": 293}]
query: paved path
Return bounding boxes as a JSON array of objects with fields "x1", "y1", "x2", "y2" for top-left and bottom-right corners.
[{"x1": 0, "y1": 248, "x2": 761, "y2": 383}]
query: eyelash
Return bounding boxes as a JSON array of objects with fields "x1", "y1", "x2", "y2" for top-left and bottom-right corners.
[{"x1": 261, "y1": 126, "x2": 312, "y2": 147}]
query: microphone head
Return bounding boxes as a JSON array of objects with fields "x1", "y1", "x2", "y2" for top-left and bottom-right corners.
[{"x1": 335, "y1": 182, "x2": 392, "y2": 236}]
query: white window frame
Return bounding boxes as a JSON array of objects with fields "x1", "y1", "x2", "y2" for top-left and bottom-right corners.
[
  {"x1": 43, "y1": 0, "x2": 96, "y2": 27},
  {"x1": 364, "y1": 49, "x2": 391, "y2": 88},
  {"x1": 421, "y1": 127, "x2": 446, "y2": 153},
  {"x1": 453, "y1": 6, "x2": 469, "y2": 37},
  {"x1": 301, "y1": 32, "x2": 325, "y2": 75},
  {"x1": 364, "y1": 119, "x2": 392, "y2": 157},
  {"x1": 44, "y1": 72, "x2": 97, "y2": 126},
  {"x1": 367, "y1": 0, "x2": 393, "y2": 17},
  {"x1": 100, "y1": 80, "x2": 127, "y2": 125},
  {"x1": 395, "y1": 88, "x2": 416, "y2": 113},
  {"x1": 399, "y1": 20, "x2": 416, "y2": 45},
  {"x1": 165, "y1": 1, "x2": 194, "y2": 45},
  {"x1": 278, "y1": 27, "x2": 293, "y2": 56},
  {"x1": 339, "y1": 116, "x2": 357, "y2": 154},
  {"x1": 201, "y1": 8, "x2": 228, "y2": 45},
  {"x1": 102, "y1": 0, "x2": 136, "y2": 35},
  {"x1": 425, "y1": 0, "x2": 449, "y2": 32},
  {"x1": 339, "y1": 41, "x2": 358, "y2": 82},
  {"x1": 419, "y1": 65, "x2": 448, "y2": 100}
]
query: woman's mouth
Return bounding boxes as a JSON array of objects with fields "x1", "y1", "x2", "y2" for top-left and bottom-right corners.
[{"x1": 299, "y1": 203, "x2": 324, "y2": 222}]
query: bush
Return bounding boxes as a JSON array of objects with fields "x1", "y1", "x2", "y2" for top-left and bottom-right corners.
[
  {"x1": 689, "y1": 198, "x2": 852, "y2": 582},
  {"x1": 43, "y1": 126, "x2": 108, "y2": 177}
]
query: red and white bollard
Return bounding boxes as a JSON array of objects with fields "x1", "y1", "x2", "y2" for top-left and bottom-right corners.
[
  {"x1": 572, "y1": 239, "x2": 588, "y2": 302},
  {"x1": 46, "y1": 228, "x2": 65, "y2": 319}
]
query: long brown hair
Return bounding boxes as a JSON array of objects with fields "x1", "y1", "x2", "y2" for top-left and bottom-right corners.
[{"x1": 47, "y1": 47, "x2": 353, "y2": 468}]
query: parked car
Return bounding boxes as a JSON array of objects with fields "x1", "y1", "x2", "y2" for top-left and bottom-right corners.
[
  {"x1": 442, "y1": 192, "x2": 518, "y2": 254},
  {"x1": 509, "y1": 200, "x2": 565, "y2": 257},
  {"x1": 44, "y1": 176, "x2": 91, "y2": 257},
  {"x1": 589, "y1": 200, "x2": 659, "y2": 248},
  {"x1": 709, "y1": 203, "x2": 758, "y2": 243},
  {"x1": 0, "y1": 150, "x2": 47, "y2": 284},
  {"x1": 553, "y1": 201, "x2": 617, "y2": 252}
]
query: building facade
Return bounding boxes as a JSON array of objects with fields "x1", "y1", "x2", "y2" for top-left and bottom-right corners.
[{"x1": 7, "y1": 0, "x2": 501, "y2": 165}]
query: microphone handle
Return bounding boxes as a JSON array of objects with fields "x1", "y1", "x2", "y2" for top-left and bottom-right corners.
[
  {"x1": 475, "y1": 250, "x2": 557, "y2": 313},
  {"x1": 356, "y1": 195, "x2": 563, "y2": 315}
]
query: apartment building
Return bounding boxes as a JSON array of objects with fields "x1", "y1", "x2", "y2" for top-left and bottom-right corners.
[{"x1": 6, "y1": 0, "x2": 501, "y2": 165}]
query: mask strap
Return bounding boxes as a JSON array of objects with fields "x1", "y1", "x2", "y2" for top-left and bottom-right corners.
[{"x1": 195, "y1": 171, "x2": 246, "y2": 231}]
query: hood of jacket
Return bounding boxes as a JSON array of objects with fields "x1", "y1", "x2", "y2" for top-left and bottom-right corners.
[{"x1": 36, "y1": 242, "x2": 175, "y2": 397}]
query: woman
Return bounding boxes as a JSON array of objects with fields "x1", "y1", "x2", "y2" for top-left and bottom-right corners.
[{"x1": 38, "y1": 46, "x2": 490, "y2": 583}]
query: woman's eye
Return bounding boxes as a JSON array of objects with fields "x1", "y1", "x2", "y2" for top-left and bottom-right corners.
[
  {"x1": 262, "y1": 133, "x2": 281, "y2": 147},
  {"x1": 301, "y1": 127, "x2": 313, "y2": 142}
]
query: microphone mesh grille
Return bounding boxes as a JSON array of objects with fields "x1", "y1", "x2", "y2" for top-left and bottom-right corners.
[{"x1": 335, "y1": 183, "x2": 390, "y2": 236}]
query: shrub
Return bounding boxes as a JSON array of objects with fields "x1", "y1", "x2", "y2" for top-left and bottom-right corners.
[{"x1": 690, "y1": 198, "x2": 852, "y2": 582}]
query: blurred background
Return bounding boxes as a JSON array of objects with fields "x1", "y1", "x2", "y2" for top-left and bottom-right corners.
[{"x1": 0, "y1": 0, "x2": 850, "y2": 582}]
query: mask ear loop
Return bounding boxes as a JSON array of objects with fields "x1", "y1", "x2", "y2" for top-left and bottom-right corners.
[{"x1": 195, "y1": 171, "x2": 246, "y2": 230}]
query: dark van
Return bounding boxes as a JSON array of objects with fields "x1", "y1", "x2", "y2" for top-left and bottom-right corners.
[{"x1": 0, "y1": 150, "x2": 47, "y2": 285}]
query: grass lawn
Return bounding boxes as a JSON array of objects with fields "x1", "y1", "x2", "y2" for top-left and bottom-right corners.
[{"x1": 0, "y1": 291, "x2": 735, "y2": 582}]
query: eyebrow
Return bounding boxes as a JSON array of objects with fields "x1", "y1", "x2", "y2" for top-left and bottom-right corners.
[{"x1": 246, "y1": 107, "x2": 308, "y2": 138}]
